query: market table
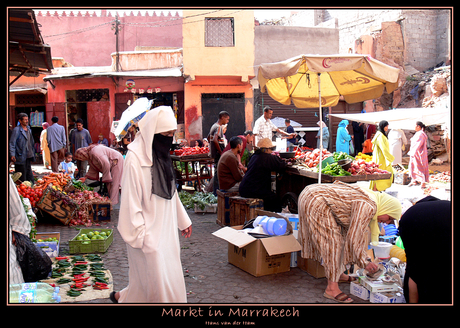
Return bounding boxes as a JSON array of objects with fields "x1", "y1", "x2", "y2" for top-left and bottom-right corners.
[
  {"x1": 171, "y1": 154, "x2": 214, "y2": 192},
  {"x1": 276, "y1": 165, "x2": 392, "y2": 213}
]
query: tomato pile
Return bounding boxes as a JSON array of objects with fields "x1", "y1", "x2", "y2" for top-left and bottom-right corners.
[
  {"x1": 17, "y1": 184, "x2": 43, "y2": 208},
  {"x1": 429, "y1": 171, "x2": 450, "y2": 183},
  {"x1": 297, "y1": 148, "x2": 333, "y2": 168},
  {"x1": 174, "y1": 146, "x2": 209, "y2": 156}
]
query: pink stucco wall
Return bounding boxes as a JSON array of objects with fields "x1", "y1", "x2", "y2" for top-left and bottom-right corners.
[{"x1": 36, "y1": 11, "x2": 182, "y2": 67}]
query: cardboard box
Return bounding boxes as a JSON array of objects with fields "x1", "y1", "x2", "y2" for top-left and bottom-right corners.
[
  {"x1": 35, "y1": 232, "x2": 60, "y2": 259},
  {"x1": 350, "y1": 280, "x2": 370, "y2": 300},
  {"x1": 360, "y1": 276, "x2": 400, "y2": 293},
  {"x1": 212, "y1": 225, "x2": 301, "y2": 277},
  {"x1": 298, "y1": 257, "x2": 326, "y2": 278},
  {"x1": 370, "y1": 291, "x2": 405, "y2": 303}
]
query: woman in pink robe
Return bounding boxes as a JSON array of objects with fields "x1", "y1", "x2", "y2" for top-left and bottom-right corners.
[
  {"x1": 408, "y1": 121, "x2": 429, "y2": 188},
  {"x1": 74, "y1": 144, "x2": 124, "y2": 204}
]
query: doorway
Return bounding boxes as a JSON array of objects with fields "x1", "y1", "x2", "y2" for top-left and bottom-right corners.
[{"x1": 201, "y1": 93, "x2": 245, "y2": 141}]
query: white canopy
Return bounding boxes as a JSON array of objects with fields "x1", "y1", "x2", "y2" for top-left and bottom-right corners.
[{"x1": 329, "y1": 106, "x2": 451, "y2": 130}]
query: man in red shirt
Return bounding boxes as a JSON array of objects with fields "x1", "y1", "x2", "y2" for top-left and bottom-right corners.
[{"x1": 217, "y1": 136, "x2": 244, "y2": 192}]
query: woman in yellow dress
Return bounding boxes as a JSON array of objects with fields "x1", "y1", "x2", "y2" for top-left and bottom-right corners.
[
  {"x1": 369, "y1": 120, "x2": 394, "y2": 191},
  {"x1": 40, "y1": 122, "x2": 51, "y2": 170}
]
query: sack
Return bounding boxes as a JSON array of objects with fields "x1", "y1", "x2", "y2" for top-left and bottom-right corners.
[
  {"x1": 13, "y1": 231, "x2": 52, "y2": 282},
  {"x1": 349, "y1": 141, "x2": 354, "y2": 155}
]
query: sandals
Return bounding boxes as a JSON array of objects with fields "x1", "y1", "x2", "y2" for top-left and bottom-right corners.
[
  {"x1": 339, "y1": 275, "x2": 357, "y2": 283},
  {"x1": 323, "y1": 292, "x2": 353, "y2": 303}
]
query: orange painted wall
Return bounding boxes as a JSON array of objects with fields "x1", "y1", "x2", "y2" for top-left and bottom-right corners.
[
  {"x1": 182, "y1": 10, "x2": 255, "y2": 141},
  {"x1": 47, "y1": 77, "x2": 117, "y2": 120},
  {"x1": 184, "y1": 76, "x2": 253, "y2": 141}
]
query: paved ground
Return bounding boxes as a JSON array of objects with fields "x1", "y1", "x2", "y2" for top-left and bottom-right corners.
[
  {"x1": 36, "y1": 207, "x2": 363, "y2": 305},
  {"x1": 29, "y1": 164, "x2": 451, "y2": 307}
]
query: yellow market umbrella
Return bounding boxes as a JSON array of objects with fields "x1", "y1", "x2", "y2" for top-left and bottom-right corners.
[{"x1": 258, "y1": 54, "x2": 400, "y2": 183}]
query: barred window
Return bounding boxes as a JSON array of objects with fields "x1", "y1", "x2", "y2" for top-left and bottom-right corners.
[{"x1": 205, "y1": 18, "x2": 234, "y2": 47}]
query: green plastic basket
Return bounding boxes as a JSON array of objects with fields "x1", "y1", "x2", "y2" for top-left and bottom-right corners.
[
  {"x1": 69, "y1": 228, "x2": 113, "y2": 254},
  {"x1": 318, "y1": 156, "x2": 335, "y2": 169}
]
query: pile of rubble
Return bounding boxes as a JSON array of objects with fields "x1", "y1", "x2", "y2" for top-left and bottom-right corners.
[
  {"x1": 395, "y1": 64, "x2": 451, "y2": 166},
  {"x1": 398, "y1": 64, "x2": 451, "y2": 109}
]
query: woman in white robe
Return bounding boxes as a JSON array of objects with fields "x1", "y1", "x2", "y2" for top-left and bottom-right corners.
[
  {"x1": 113, "y1": 106, "x2": 192, "y2": 303},
  {"x1": 388, "y1": 129, "x2": 407, "y2": 165}
]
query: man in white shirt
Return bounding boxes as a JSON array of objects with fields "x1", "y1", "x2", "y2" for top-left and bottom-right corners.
[{"x1": 253, "y1": 106, "x2": 296, "y2": 146}]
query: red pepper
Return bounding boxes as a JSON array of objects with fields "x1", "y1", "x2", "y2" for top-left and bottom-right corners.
[
  {"x1": 73, "y1": 277, "x2": 90, "y2": 282},
  {"x1": 94, "y1": 282, "x2": 108, "y2": 287},
  {"x1": 74, "y1": 261, "x2": 88, "y2": 265},
  {"x1": 73, "y1": 273, "x2": 86, "y2": 278},
  {"x1": 55, "y1": 256, "x2": 68, "y2": 260},
  {"x1": 93, "y1": 286, "x2": 109, "y2": 290}
]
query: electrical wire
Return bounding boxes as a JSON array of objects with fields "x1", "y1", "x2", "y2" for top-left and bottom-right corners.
[
  {"x1": 42, "y1": 21, "x2": 113, "y2": 41},
  {"x1": 40, "y1": 9, "x2": 244, "y2": 42}
]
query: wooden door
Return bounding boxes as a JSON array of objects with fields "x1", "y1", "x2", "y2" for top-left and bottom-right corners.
[{"x1": 86, "y1": 101, "x2": 111, "y2": 143}]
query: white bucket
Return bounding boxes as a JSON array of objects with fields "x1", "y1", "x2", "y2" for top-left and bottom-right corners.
[{"x1": 370, "y1": 242, "x2": 393, "y2": 259}]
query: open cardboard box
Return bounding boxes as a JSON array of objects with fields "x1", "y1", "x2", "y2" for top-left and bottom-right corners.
[{"x1": 212, "y1": 210, "x2": 301, "y2": 277}]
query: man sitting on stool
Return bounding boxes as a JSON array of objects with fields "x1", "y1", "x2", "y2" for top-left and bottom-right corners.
[{"x1": 217, "y1": 136, "x2": 244, "y2": 193}]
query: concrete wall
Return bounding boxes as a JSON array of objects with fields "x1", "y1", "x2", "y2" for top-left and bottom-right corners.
[
  {"x1": 254, "y1": 25, "x2": 339, "y2": 67},
  {"x1": 112, "y1": 49, "x2": 183, "y2": 71}
]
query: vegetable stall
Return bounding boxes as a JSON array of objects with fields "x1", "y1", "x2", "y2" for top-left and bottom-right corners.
[
  {"x1": 171, "y1": 146, "x2": 214, "y2": 192},
  {"x1": 274, "y1": 148, "x2": 392, "y2": 213},
  {"x1": 15, "y1": 172, "x2": 111, "y2": 227}
]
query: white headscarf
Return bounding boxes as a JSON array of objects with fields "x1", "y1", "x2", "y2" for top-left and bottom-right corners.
[{"x1": 128, "y1": 106, "x2": 177, "y2": 166}]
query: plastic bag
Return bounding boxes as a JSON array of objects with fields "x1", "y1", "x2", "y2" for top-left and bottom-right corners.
[{"x1": 13, "y1": 231, "x2": 52, "y2": 282}]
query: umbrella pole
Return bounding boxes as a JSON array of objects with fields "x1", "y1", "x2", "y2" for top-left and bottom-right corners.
[{"x1": 318, "y1": 73, "x2": 323, "y2": 184}]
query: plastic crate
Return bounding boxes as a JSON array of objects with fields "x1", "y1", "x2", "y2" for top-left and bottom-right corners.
[{"x1": 69, "y1": 228, "x2": 113, "y2": 254}]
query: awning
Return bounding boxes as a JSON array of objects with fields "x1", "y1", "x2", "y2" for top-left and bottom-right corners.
[
  {"x1": 43, "y1": 67, "x2": 183, "y2": 81},
  {"x1": 329, "y1": 106, "x2": 451, "y2": 130},
  {"x1": 9, "y1": 8, "x2": 53, "y2": 81}
]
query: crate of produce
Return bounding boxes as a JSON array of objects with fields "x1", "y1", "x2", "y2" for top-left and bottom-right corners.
[
  {"x1": 35, "y1": 232, "x2": 60, "y2": 259},
  {"x1": 91, "y1": 202, "x2": 112, "y2": 222},
  {"x1": 36, "y1": 184, "x2": 77, "y2": 225},
  {"x1": 69, "y1": 228, "x2": 113, "y2": 254}
]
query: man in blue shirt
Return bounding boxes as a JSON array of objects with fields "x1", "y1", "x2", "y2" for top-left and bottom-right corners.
[
  {"x1": 70, "y1": 118, "x2": 92, "y2": 178},
  {"x1": 9, "y1": 113, "x2": 35, "y2": 184},
  {"x1": 46, "y1": 116, "x2": 67, "y2": 172},
  {"x1": 284, "y1": 118, "x2": 297, "y2": 151}
]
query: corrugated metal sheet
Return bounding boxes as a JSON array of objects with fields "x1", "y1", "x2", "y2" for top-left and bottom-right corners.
[
  {"x1": 261, "y1": 92, "x2": 320, "y2": 128},
  {"x1": 259, "y1": 92, "x2": 365, "y2": 151},
  {"x1": 260, "y1": 92, "x2": 327, "y2": 148}
]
